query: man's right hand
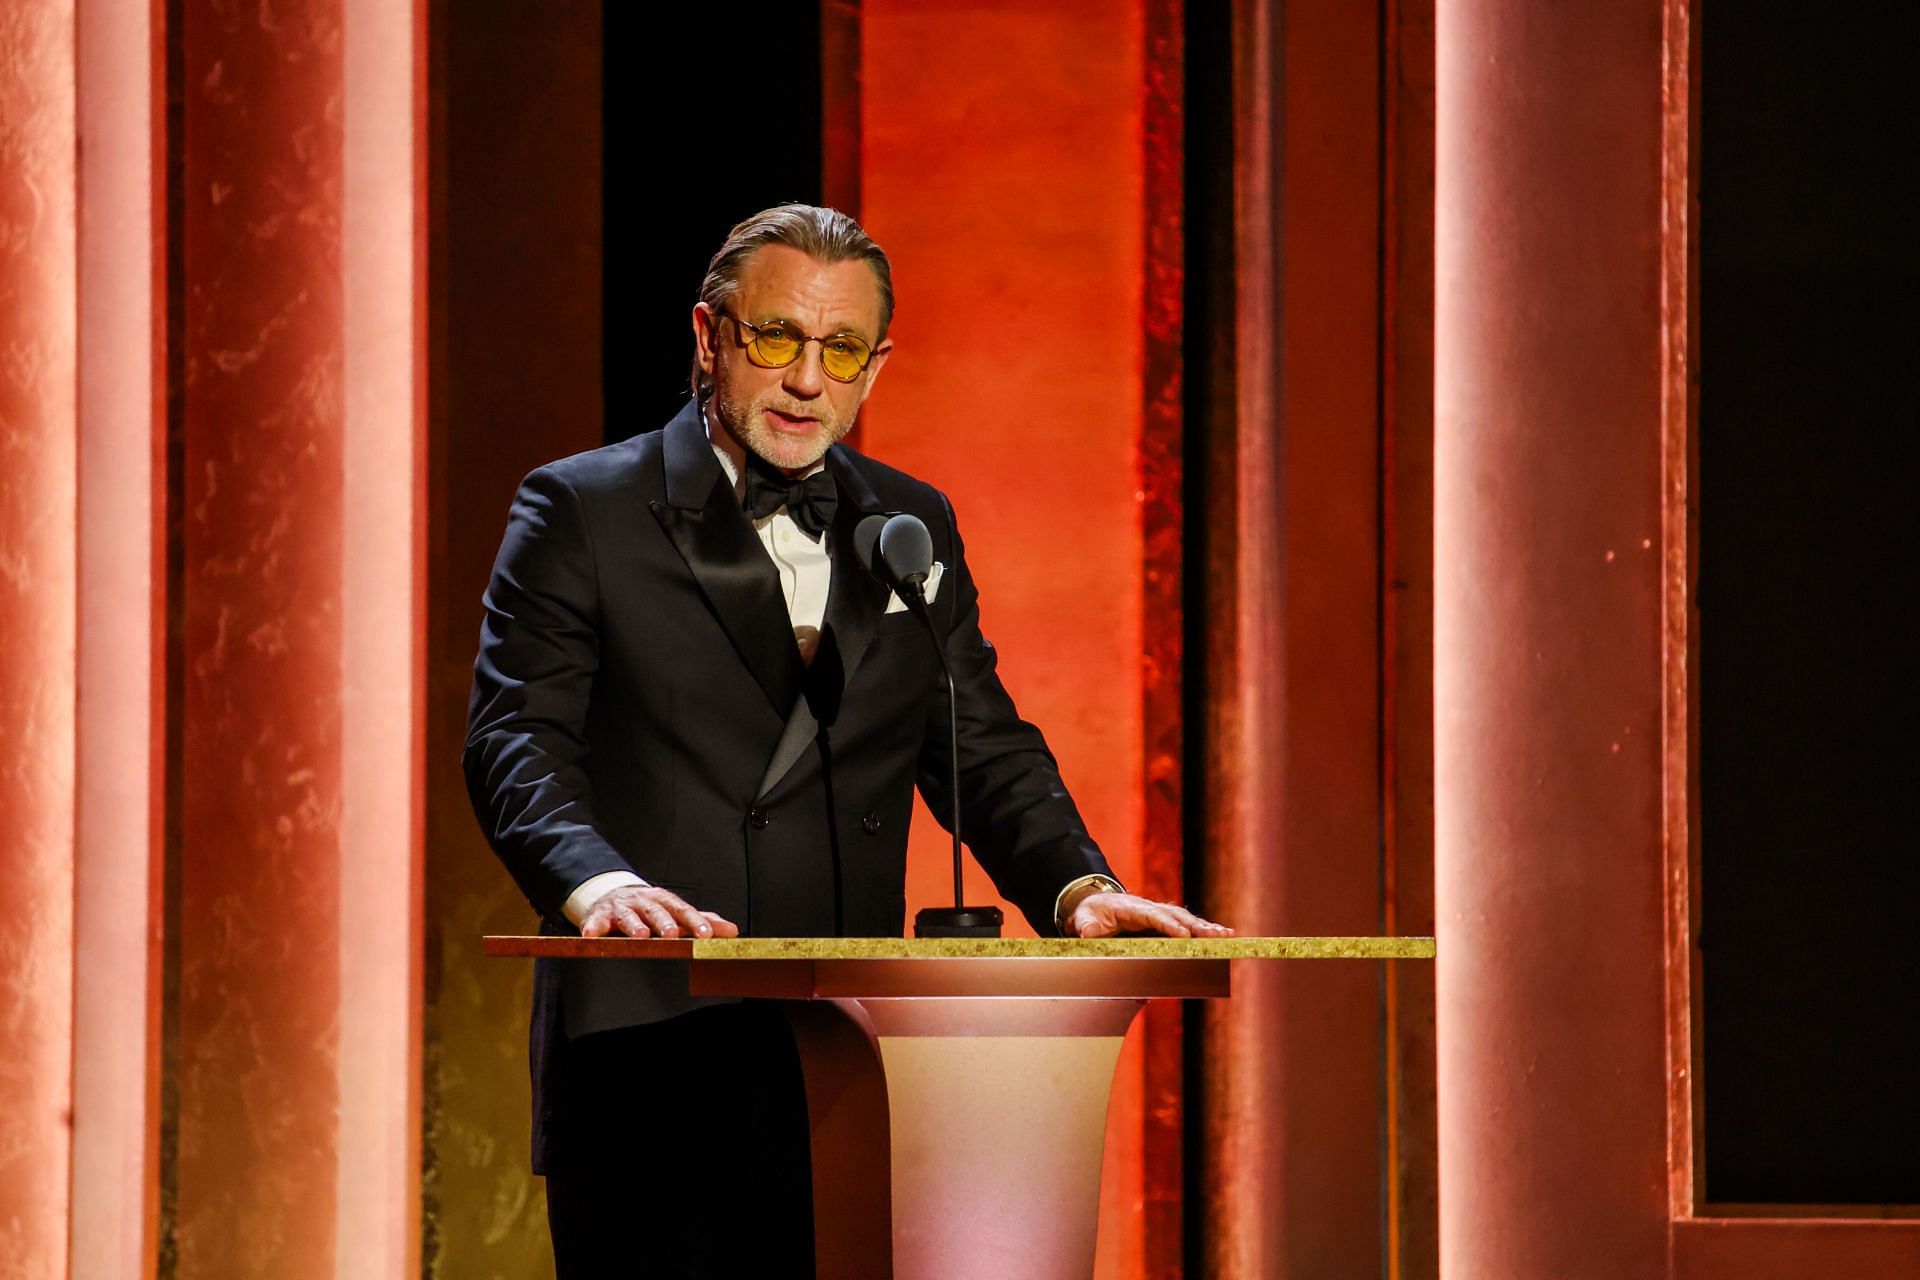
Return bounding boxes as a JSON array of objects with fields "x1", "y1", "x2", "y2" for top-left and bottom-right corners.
[{"x1": 578, "y1": 884, "x2": 741, "y2": 940}]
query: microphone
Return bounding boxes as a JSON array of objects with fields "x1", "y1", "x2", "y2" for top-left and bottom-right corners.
[
  {"x1": 855, "y1": 512, "x2": 933, "y2": 595},
  {"x1": 855, "y1": 513, "x2": 1003, "y2": 938}
]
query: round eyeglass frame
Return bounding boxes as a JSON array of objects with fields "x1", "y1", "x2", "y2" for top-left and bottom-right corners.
[{"x1": 713, "y1": 307, "x2": 876, "y2": 383}]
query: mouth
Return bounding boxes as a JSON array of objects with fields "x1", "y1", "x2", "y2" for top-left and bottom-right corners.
[{"x1": 762, "y1": 408, "x2": 821, "y2": 433}]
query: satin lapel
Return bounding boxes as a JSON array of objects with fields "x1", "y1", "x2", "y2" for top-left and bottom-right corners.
[
  {"x1": 756, "y1": 695, "x2": 819, "y2": 802},
  {"x1": 754, "y1": 446, "x2": 892, "y2": 801},
  {"x1": 821, "y1": 444, "x2": 891, "y2": 693},
  {"x1": 651, "y1": 405, "x2": 803, "y2": 717}
]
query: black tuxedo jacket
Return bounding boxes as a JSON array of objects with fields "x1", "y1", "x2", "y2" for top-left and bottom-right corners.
[{"x1": 464, "y1": 401, "x2": 1114, "y2": 1170}]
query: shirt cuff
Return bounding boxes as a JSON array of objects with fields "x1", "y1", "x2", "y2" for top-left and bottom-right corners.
[
  {"x1": 1053, "y1": 873, "x2": 1126, "y2": 935},
  {"x1": 563, "y1": 870, "x2": 648, "y2": 926}
]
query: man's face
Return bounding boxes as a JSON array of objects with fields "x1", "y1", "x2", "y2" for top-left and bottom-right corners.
[{"x1": 693, "y1": 244, "x2": 892, "y2": 474}]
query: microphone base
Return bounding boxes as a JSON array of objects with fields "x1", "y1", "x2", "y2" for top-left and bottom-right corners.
[{"x1": 913, "y1": 906, "x2": 1004, "y2": 938}]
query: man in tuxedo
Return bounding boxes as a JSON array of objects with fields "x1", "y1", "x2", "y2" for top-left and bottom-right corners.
[{"x1": 464, "y1": 204, "x2": 1229, "y2": 1276}]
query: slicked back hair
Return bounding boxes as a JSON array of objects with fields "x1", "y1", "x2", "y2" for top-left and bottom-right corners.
[{"x1": 691, "y1": 203, "x2": 894, "y2": 402}]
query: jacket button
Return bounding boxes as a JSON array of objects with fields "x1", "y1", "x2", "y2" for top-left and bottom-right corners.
[
  {"x1": 749, "y1": 807, "x2": 770, "y2": 830},
  {"x1": 862, "y1": 813, "x2": 882, "y2": 835}
]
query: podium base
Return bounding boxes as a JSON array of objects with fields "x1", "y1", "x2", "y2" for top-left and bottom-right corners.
[{"x1": 913, "y1": 906, "x2": 1003, "y2": 937}]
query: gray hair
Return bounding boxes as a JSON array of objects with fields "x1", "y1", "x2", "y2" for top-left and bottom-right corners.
[{"x1": 692, "y1": 204, "x2": 895, "y2": 401}]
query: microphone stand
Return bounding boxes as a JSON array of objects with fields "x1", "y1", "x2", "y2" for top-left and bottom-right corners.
[
  {"x1": 858, "y1": 511, "x2": 1001, "y2": 938},
  {"x1": 903, "y1": 581, "x2": 1002, "y2": 939}
]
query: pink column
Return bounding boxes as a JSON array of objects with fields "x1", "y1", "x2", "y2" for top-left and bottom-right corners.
[
  {"x1": 0, "y1": 6, "x2": 78, "y2": 1277},
  {"x1": 337, "y1": 0, "x2": 425, "y2": 1273},
  {"x1": 71, "y1": 1, "x2": 167, "y2": 1275},
  {"x1": 1433, "y1": 1, "x2": 1671, "y2": 1275}
]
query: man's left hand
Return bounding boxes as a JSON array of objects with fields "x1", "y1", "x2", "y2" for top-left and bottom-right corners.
[{"x1": 1065, "y1": 892, "x2": 1234, "y2": 939}]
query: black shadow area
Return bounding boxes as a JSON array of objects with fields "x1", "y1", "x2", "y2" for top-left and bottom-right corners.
[
  {"x1": 1698, "y1": 0, "x2": 1920, "y2": 1206},
  {"x1": 603, "y1": 10, "x2": 823, "y2": 441}
]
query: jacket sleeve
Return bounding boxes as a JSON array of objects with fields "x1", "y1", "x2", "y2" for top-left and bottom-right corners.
[
  {"x1": 914, "y1": 493, "x2": 1119, "y2": 935},
  {"x1": 463, "y1": 466, "x2": 634, "y2": 921}
]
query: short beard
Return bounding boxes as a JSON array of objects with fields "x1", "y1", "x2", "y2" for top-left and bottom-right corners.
[{"x1": 710, "y1": 376, "x2": 853, "y2": 474}]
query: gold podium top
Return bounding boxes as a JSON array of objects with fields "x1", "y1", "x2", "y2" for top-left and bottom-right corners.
[
  {"x1": 482, "y1": 935, "x2": 1435, "y2": 960},
  {"x1": 481, "y1": 936, "x2": 1433, "y2": 998}
]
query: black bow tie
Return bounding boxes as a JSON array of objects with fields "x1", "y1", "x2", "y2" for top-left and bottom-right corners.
[{"x1": 742, "y1": 459, "x2": 838, "y2": 540}]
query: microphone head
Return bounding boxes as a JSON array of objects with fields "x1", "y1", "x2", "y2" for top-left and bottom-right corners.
[
  {"x1": 854, "y1": 513, "x2": 889, "y2": 576},
  {"x1": 877, "y1": 514, "x2": 934, "y2": 588}
]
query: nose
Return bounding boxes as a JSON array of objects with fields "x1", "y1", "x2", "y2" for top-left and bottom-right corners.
[{"x1": 781, "y1": 340, "x2": 828, "y2": 400}]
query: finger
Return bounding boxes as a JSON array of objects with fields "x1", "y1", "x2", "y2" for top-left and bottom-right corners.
[
  {"x1": 613, "y1": 905, "x2": 651, "y2": 939},
  {"x1": 1165, "y1": 904, "x2": 1229, "y2": 936},
  {"x1": 1180, "y1": 905, "x2": 1234, "y2": 935},
  {"x1": 699, "y1": 911, "x2": 742, "y2": 939},
  {"x1": 1155, "y1": 911, "x2": 1195, "y2": 938},
  {"x1": 655, "y1": 894, "x2": 714, "y2": 938},
  {"x1": 634, "y1": 898, "x2": 681, "y2": 938},
  {"x1": 1070, "y1": 905, "x2": 1116, "y2": 938},
  {"x1": 1125, "y1": 902, "x2": 1191, "y2": 938},
  {"x1": 579, "y1": 907, "x2": 611, "y2": 939}
]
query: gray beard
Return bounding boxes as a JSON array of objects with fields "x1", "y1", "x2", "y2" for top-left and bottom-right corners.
[{"x1": 711, "y1": 383, "x2": 847, "y2": 474}]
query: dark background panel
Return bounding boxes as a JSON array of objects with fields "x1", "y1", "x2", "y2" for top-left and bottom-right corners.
[
  {"x1": 1181, "y1": 0, "x2": 1236, "y2": 1268},
  {"x1": 1699, "y1": 1, "x2": 1920, "y2": 1205},
  {"x1": 602, "y1": 9, "x2": 823, "y2": 441}
]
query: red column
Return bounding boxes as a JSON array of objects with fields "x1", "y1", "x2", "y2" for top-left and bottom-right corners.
[
  {"x1": 0, "y1": 6, "x2": 78, "y2": 1277},
  {"x1": 1383, "y1": 2, "x2": 1440, "y2": 1275},
  {"x1": 172, "y1": 1, "x2": 423, "y2": 1274},
  {"x1": 1433, "y1": 1, "x2": 1672, "y2": 1274},
  {"x1": 1203, "y1": 0, "x2": 1390, "y2": 1273},
  {"x1": 174, "y1": 3, "x2": 347, "y2": 1259}
]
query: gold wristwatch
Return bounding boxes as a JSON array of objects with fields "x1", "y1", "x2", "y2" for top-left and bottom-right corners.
[{"x1": 1055, "y1": 873, "x2": 1127, "y2": 935}]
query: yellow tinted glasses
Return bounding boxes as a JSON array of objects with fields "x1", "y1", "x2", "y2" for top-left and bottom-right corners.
[{"x1": 716, "y1": 308, "x2": 876, "y2": 383}]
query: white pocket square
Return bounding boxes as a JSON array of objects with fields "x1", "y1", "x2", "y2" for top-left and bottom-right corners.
[{"x1": 883, "y1": 561, "x2": 944, "y2": 614}]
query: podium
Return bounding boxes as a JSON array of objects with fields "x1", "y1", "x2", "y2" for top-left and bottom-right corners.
[{"x1": 485, "y1": 935, "x2": 1434, "y2": 1279}]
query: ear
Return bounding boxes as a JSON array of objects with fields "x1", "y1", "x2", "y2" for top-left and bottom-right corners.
[{"x1": 692, "y1": 302, "x2": 720, "y2": 379}]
